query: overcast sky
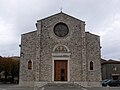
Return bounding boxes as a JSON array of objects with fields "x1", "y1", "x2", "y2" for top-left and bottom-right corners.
[{"x1": 0, "y1": 0, "x2": 120, "y2": 60}]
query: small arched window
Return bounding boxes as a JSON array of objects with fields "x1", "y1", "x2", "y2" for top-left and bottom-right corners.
[
  {"x1": 28, "y1": 60, "x2": 32, "y2": 70},
  {"x1": 90, "y1": 61, "x2": 93, "y2": 70}
]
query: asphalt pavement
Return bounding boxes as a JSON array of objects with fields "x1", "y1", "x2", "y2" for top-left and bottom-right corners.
[{"x1": 0, "y1": 84, "x2": 120, "y2": 90}]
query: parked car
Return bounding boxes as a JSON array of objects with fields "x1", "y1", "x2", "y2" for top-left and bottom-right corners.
[
  {"x1": 102, "y1": 79, "x2": 111, "y2": 87},
  {"x1": 102, "y1": 79, "x2": 120, "y2": 87},
  {"x1": 107, "y1": 80, "x2": 120, "y2": 87}
]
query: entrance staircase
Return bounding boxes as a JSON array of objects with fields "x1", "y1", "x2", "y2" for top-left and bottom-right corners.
[{"x1": 41, "y1": 83, "x2": 83, "y2": 89}]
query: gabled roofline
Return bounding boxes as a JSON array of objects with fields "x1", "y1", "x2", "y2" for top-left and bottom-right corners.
[
  {"x1": 101, "y1": 59, "x2": 120, "y2": 65},
  {"x1": 85, "y1": 31, "x2": 100, "y2": 37},
  {"x1": 37, "y1": 12, "x2": 85, "y2": 23},
  {"x1": 21, "y1": 30, "x2": 37, "y2": 36}
]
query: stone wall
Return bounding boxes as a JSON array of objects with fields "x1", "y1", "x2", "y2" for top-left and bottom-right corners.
[
  {"x1": 19, "y1": 31, "x2": 36, "y2": 83},
  {"x1": 19, "y1": 12, "x2": 102, "y2": 87},
  {"x1": 85, "y1": 32, "x2": 101, "y2": 82},
  {"x1": 36, "y1": 12, "x2": 87, "y2": 82}
]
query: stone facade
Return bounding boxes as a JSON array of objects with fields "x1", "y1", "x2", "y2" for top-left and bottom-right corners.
[{"x1": 19, "y1": 12, "x2": 101, "y2": 87}]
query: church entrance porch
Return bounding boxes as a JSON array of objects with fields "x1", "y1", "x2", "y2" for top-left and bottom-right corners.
[{"x1": 54, "y1": 60, "x2": 67, "y2": 81}]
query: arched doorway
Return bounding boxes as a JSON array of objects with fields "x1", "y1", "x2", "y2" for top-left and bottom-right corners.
[{"x1": 52, "y1": 45, "x2": 70, "y2": 82}]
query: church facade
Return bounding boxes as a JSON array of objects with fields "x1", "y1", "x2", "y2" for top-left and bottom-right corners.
[{"x1": 19, "y1": 12, "x2": 101, "y2": 87}]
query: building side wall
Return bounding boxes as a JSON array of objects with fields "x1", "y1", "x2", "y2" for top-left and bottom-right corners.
[
  {"x1": 85, "y1": 32, "x2": 101, "y2": 82},
  {"x1": 101, "y1": 64, "x2": 107, "y2": 80},
  {"x1": 19, "y1": 31, "x2": 36, "y2": 82},
  {"x1": 102, "y1": 64, "x2": 120, "y2": 80},
  {"x1": 36, "y1": 13, "x2": 86, "y2": 82}
]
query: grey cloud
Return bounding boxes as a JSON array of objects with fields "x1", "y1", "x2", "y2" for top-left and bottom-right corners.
[{"x1": 0, "y1": 0, "x2": 120, "y2": 60}]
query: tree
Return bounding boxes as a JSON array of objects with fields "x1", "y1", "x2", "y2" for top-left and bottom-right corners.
[
  {"x1": 10, "y1": 59, "x2": 19, "y2": 83},
  {"x1": 0, "y1": 57, "x2": 20, "y2": 83}
]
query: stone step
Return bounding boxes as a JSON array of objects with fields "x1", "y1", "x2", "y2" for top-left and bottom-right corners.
[{"x1": 42, "y1": 83, "x2": 83, "y2": 89}]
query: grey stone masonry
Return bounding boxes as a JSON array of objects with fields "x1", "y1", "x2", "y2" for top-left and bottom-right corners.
[
  {"x1": 85, "y1": 32, "x2": 101, "y2": 82},
  {"x1": 19, "y1": 12, "x2": 101, "y2": 87},
  {"x1": 36, "y1": 12, "x2": 86, "y2": 82},
  {"x1": 19, "y1": 31, "x2": 36, "y2": 82}
]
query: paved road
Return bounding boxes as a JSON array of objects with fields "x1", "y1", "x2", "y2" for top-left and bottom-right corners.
[
  {"x1": 40, "y1": 87, "x2": 88, "y2": 90},
  {"x1": 88, "y1": 87, "x2": 120, "y2": 90},
  {"x1": 40, "y1": 87, "x2": 120, "y2": 90},
  {"x1": 0, "y1": 84, "x2": 33, "y2": 90},
  {"x1": 0, "y1": 84, "x2": 120, "y2": 90},
  {"x1": 0, "y1": 87, "x2": 119, "y2": 90},
  {"x1": 0, "y1": 87, "x2": 33, "y2": 90}
]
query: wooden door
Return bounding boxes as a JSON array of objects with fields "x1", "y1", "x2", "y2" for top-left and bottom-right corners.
[{"x1": 54, "y1": 60, "x2": 67, "y2": 81}]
